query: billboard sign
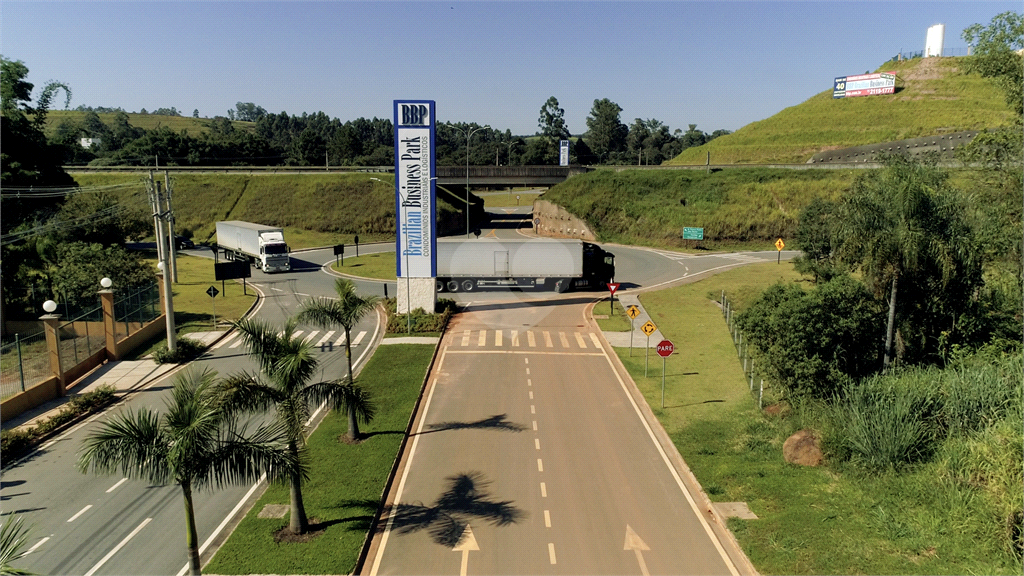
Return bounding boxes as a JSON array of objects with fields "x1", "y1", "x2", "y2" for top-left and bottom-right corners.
[
  {"x1": 833, "y1": 72, "x2": 896, "y2": 99},
  {"x1": 559, "y1": 140, "x2": 570, "y2": 166},
  {"x1": 394, "y1": 100, "x2": 437, "y2": 278}
]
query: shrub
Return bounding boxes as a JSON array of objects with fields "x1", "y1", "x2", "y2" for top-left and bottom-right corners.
[
  {"x1": 0, "y1": 385, "x2": 116, "y2": 461},
  {"x1": 152, "y1": 336, "x2": 206, "y2": 364},
  {"x1": 939, "y1": 353, "x2": 1022, "y2": 436},
  {"x1": 384, "y1": 298, "x2": 457, "y2": 334}
]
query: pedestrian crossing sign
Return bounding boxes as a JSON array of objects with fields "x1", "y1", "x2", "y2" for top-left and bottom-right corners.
[
  {"x1": 641, "y1": 320, "x2": 657, "y2": 336},
  {"x1": 626, "y1": 305, "x2": 641, "y2": 320}
]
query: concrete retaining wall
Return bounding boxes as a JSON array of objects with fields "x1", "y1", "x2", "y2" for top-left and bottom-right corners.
[{"x1": 532, "y1": 199, "x2": 596, "y2": 241}]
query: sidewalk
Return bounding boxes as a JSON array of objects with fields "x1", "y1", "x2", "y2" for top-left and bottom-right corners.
[
  {"x1": 599, "y1": 293, "x2": 665, "y2": 348},
  {"x1": 1, "y1": 331, "x2": 227, "y2": 433}
]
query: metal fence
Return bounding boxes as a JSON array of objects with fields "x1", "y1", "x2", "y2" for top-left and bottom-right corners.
[
  {"x1": 58, "y1": 304, "x2": 106, "y2": 370},
  {"x1": 721, "y1": 292, "x2": 770, "y2": 409},
  {"x1": 113, "y1": 283, "x2": 161, "y2": 341},
  {"x1": 0, "y1": 330, "x2": 49, "y2": 401}
]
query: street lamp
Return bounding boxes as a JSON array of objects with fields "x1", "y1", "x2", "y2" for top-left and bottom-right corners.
[
  {"x1": 100, "y1": 277, "x2": 112, "y2": 289},
  {"x1": 451, "y1": 124, "x2": 490, "y2": 238},
  {"x1": 43, "y1": 300, "x2": 57, "y2": 314}
]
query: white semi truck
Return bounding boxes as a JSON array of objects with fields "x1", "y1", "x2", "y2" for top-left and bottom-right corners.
[
  {"x1": 434, "y1": 238, "x2": 615, "y2": 293},
  {"x1": 215, "y1": 221, "x2": 291, "y2": 272}
]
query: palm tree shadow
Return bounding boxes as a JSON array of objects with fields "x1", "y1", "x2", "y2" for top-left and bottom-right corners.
[
  {"x1": 379, "y1": 471, "x2": 525, "y2": 547},
  {"x1": 417, "y1": 414, "x2": 527, "y2": 435}
]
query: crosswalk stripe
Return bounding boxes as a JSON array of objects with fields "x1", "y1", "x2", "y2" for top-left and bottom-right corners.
[
  {"x1": 495, "y1": 330, "x2": 503, "y2": 347},
  {"x1": 352, "y1": 331, "x2": 366, "y2": 345},
  {"x1": 303, "y1": 331, "x2": 319, "y2": 344},
  {"x1": 559, "y1": 332, "x2": 570, "y2": 348},
  {"x1": 527, "y1": 331, "x2": 536, "y2": 347},
  {"x1": 462, "y1": 330, "x2": 471, "y2": 346},
  {"x1": 229, "y1": 338, "x2": 244, "y2": 349},
  {"x1": 543, "y1": 331, "x2": 553, "y2": 347},
  {"x1": 478, "y1": 330, "x2": 487, "y2": 346},
  {"x1": 293, "y1": 330, "x2": 304, "y2": 338},
  {"x1": 334, "y1": 332, "x2": 347, "y2": 347},
  {"x1": 511, "y1": 330, "x2": 520, "y2": 347},
  {"x1": 316, "y1": 331, "x2": 335, "y2": 346},
  {"x1": 589, "y1": 332, "x2": 603, "y2": 349},
  {"x1": 211, "y1": 332, "x2": 237, "y2": 350},
  {"x1": 575, "y1": 332, "x2": 587, "y2": 348}
]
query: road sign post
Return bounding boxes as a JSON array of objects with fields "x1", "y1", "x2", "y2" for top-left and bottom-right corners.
[
  {"x1": 775, "y1": 238, "x2": 785, "y2": 264},
  {"x1": 657, "y1": 339, "x2": 674, "y2": 408},
  {"x1": 608, "y1": 282, "x2": 620, "y2": 316},
  {"x1": 625, "y1": 305, "x2": 640, "y2": 357},
  {"x1": 641, "y1": 320, "x2": 657, "y2": 377},
  {"x1": 207, "y1": 285, "x2": 219, "y2": 328},
  {"x1": 334, "y1": 243, "x2": 345, "y2": 266}
]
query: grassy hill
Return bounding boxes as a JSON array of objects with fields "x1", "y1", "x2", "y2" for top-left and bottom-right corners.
[
  {"x1": 70, "y1": 173, "x2": 467, "y2": 249},
  {"x1": 47, "y1": 111, "x2": 255, "y2": 138},
  {"x1": 667, "y1": 57, "x2": 1015, "y2": 165}
]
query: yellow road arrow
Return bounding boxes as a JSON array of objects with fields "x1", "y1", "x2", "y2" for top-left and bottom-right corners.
[{"x1": 624, "y1": 524, "x2": 651, "y2": 576}]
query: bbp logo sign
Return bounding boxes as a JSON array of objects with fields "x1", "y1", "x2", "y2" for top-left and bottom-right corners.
[{"x1": 400, "y1": 104, "x2": 430, "y2": 126}]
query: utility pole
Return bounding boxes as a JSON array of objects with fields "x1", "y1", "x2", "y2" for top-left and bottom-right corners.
[
  {"x1": 148, "y1": 172, "x2": 164, "y2": 263},
  {"x1": 164, "y1": 171, "x2": 178, "y2": 283},
  {"x1": 148, "y1": 171, "x2": 176, "y2": 353}
]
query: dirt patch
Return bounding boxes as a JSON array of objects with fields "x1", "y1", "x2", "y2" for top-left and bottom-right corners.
[
  {"x1": 339, "y1": 434, "x2": 363, "y2": 445},
  {"x1": 900, "y1": 57, "x2": 955, "y2": 81},
  {"x1": 274, "y1": 517, "x2": 327, "y2": 543}
]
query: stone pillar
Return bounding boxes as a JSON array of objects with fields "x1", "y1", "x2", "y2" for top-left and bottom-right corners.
[
  {"x1": 41, "y1": 313, "x2": 66, "y2": 396},
  {"x1": 397, "y1": 277, "x2": 436, "y2": 314},
  {"x1": 99, "y1": 289, "x2": 119, "y2": 361}
]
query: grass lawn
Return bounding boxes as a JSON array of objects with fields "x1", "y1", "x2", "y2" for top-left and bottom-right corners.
[
  {"x1": 482, "y1": 191, "x2": 542, "y2": 207},
  {"x1": 621, "y1": 261, "x2": 1020, "y2": 574},
  {"x1": 594, "y1": 296, "x2": 632, "y2": 332},
  {"x1": 286, "y1": 228, "x2": 391, "y2": 251},
  {"x1": 122, "y1": 253, "x2": 257, "y2": 359},
  {"x1": 204, "y1": 343, "x2": 435, "y2": 575},
  {"x1": 331, "y1": 252, "x2": 397, "y2": 281}
]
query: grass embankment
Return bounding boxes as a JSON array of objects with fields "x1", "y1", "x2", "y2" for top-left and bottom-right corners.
[
  {"x1": 668, "y1": 57, "x2": 1015, "y2": 165},
  {"x1": 204, "y1": 343, "x2": 436, "y2": 575},
  {"x1": 620, "y1": 262, "x2": 1022, "y2": 574},
  {"x1": 482, "y1": 191, "x2": 542, "y2": 207},
  {"x1": 332, "y1": 251, "x2": 396, "y2": 281},
  {"x1": 543, "y1": 167, "x2": 853, "y2": 249},
  {"x1": 124, "y1": 253, "x2": 257, "y2": 359},
  {"x1": 46, "y1": 111, "x2": 255, "y2": 138}
]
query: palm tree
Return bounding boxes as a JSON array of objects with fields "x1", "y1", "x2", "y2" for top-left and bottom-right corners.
[
  {"x1": 298, "y1": 278, "x2": 381, "y2": 386},
  {"x1": 835, "y1": 155, "x2": 979, "y2": 368},
  {"x1": 0, "y1": 515, "x2": 32, "y2": 576},
  {"x1": 77, "y1": 367, "x2": 300, "y2": 576},
  {"x1": 225, "y1": 316, "x2": 375, "y2": 533}
]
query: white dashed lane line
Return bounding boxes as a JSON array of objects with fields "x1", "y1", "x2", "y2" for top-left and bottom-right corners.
[
  {"x1": 106, "y1": 478, "x2": 128, "y2": 493},
  {"x1": 67, "y1": 505, "x2": 92, "y2": 523}
]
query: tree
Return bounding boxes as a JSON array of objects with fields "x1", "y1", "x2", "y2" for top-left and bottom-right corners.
[
  {"x1": 833, "y1": 155, "x2": 981, "y2": 368},
  {"x1": 0, "y1": 515, "x2": 32, "y2": 575},
  {"x1": 45, "y1": 242, "x2": 155, "y2": 305},
  {"x1": 78, "y1": 367, "x2": 300, "y2": 576},
  {"x1": 584, "y1": 98, "x2": 627, "y2": 161},
  {"x1": 234, "y1": 102, "x2": 268, "y2": 122},
  {"x1": 223, "y1": 316, "x2": 374, "y2": 533},
  {"x1": 793, "y1": 197, "x2": 845, "y2": 283},
  {"x1": 192, "y1": 108, "x2": 199, "y2": 118},
  {"x1": 297, "y1": 278, "x2": 380, "y2": 391},
  {"x1": 961, "y1": 11, "x2": 1024, "y2": 122},
  {"x1": 535, "y1": 96, "x2": 570, "y2": 164}
]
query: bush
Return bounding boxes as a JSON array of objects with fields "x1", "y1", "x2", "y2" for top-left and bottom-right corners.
[
  {"x1": 939, "y1": 352, "x2": 1022, "y2": 436},
  {"x1": 152, "y1": 336, "x2": 206, "y2": 364},
  {"x1": 384, "y1": 298, "x2": 457, "y2": 334},
  {"x1": 1, "y1": 385, "x2": 116, "y2": 460}
]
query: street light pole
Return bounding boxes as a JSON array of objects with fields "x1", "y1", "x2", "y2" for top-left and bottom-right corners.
[{"x1": 452, "y1": 124, "x2": 489, "y2": 238}]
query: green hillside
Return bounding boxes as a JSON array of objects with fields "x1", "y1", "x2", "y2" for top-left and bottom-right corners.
[
  {"x1": 47, "y1": 111, "x2": 255, "y2": 138},
  {"x1": 668, "y1": 57, "x2": 1015, "y2": 165},
  {"x1": 70, "y1": 173, "x2": 466, "y2": 248}
]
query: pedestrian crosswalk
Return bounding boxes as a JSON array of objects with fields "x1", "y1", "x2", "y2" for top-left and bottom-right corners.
[
  {"x1": 453, "y1": 329, "x2": 602, "y2": 351},
  {"x1": 212, "y1": 329, "x2": 367, "y2": 352}
]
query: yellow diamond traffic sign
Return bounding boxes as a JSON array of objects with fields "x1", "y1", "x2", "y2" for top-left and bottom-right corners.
[
  {"x1": 641, "y1": 320, "x2": 657, "y2": 336},
  {"x1": 775, "y1": 238, "x2": 785, "y2": 251},
  {"x1": 626, "y1": 305, "x2": 641, "y2": 320}
]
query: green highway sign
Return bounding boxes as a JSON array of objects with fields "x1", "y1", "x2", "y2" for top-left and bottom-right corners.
[{"x1": 683, "y1": 227, "x2": 704, "y2": 240}]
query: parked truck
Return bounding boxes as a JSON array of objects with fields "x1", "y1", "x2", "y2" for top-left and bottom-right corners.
[
  {"x1": 215, "y1": 221, "x2": 291, "y2": 272},
  {"x1": 434, "y1": 238, "x2": 614, "y2": 293}
]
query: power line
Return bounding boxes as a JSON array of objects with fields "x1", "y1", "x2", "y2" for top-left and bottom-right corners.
[{"x1": 0, "y1": 182, "x2": 142, "y2": 198}]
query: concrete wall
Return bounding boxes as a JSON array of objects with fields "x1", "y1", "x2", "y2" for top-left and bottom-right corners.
[
  {"x1": 532, "y1": 199, "x2": 596, "y2": 241},
  {"x1": 397, "y1": 278, "x2": 436, "y2": 314}
]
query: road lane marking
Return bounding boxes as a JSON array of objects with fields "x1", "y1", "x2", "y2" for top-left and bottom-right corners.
[
  {"x1": 495, "y1": 330, "x2": 502, "y2": 346},
  {"x1": 511, "y1": 330, "x2": 519, "y2": 346},
  {"x1": 446, "y1": 350, "x2": 605, "y2": 357},
  {"x1": 531, "y1": 405, "x2": 536, "y2": 414},
  {"x1": 532, "y1": 421, "x2": 538, "y2": 430},
  {"x1": 106, "y1": 478, "x2": 128, "y2": 493},
  {"x1": 478, "y1": 330, "x2": 487, "y2": 346},
  {"x1": 544, "y1": 510, "x2": 551, "y2": 528},
  {"x1": 537, "y1": 459, "x2": 543, "y2": 472},
  {"x1": 590, "y1": 332, "x2": 603, "y2": 349},
  {"x1": 527, "y1": 331, "x2": 536, "y2": 347},
  {"x1": 526, "y1": 368, "x2": 530, "y2": 375},
  {"x1": 230, "y1": 338, "x2": 244, "y2": 349},
  {"x1": 26, "y1": 537, "x2": 48, "y2": 555},
  {"x1": 293, "y1": 330, "x2": 304, "y2": 338},
  {"x1": 303, "y1": 330, "x2": 320, "y2": 344},
  {"x1": 211, "y1": 332, "x2": 237, "y2": 349},
  {"x1": 529, "y1": 391, "x2": 534, "y2": 400},
  {"x1": 540, "y1": 482, "x2": 547, "y2": 497},
  {"x1": 67, "y1": 505, "x2": 92, "y2": 523},
  {"x1": 334, "y1": 332, "x2": 347, "y2": 347},
  {"x1": 535, "y1": 438, "x2": 540, "y2": 449},
  {"x1": 527, "y1": 378, "x2": 532, "y2": 386},
  {"x1": 462, "y1": 330, "x2": 471, "y2": 346},
  {"x1": 352, "y1": 331, "x2": 366, "y2": 345},
  {"x1": 84, "y1": 517, "x2": 152, "y2": 576},
  {"x1": 600, "y1": 346, "x2": 741, "y2": 575},
  {"x1": 543, "y1": 331, "x2": 553, "y2": 347},
  {"x1": 548, "y1": 543, "x2": 557, "y2": 564},
  {"x1": 316, "y1": 331, "x2": 335, "y2": 346},
  {"x1": 524, "y1": 358, "x2": 529, "y2": 364},
  {"x1": 559, "y1": 331, "x2": 570, "y2": 348},
  {"x1": 575, "y1": 332, "x2": 587, "y2": 348}
]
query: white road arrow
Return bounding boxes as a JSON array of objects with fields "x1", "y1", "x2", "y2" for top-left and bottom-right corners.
[
  {"x1": 452, "y1": 524, "x2": 479, "y2": 576},
  {"x1": 624, "y1": 524, "x2": 651, "y2": 576}
]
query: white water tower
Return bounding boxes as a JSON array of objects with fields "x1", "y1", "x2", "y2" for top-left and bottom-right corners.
[{"x1": 925, "y1": 23, "x2": 945, "y2": 57}]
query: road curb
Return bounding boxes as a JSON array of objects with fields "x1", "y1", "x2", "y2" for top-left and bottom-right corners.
[{"x1": 585, "y1": 299, "x2": 761, "y2": 576}]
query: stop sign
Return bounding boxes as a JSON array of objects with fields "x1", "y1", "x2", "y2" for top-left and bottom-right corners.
[{"x1": 656, "y1": 340, "x2": 674, "y2": 357}]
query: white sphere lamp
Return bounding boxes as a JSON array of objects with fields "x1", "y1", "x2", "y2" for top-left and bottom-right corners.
[
  {"x1": 43, "y1": 300, "x2": 57, "y2": 313},
  {"x1": 100, "y1": 277, "x2": 113, "y2": 289}
]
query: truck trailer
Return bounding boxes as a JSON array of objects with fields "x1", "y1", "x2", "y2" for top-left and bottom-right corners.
[
  {"x1": 434, "y1": 238, "x2": 614, "y2": 293},
  {"x1": 215, "y1": 221, "x2": 291, "y2": 273}
]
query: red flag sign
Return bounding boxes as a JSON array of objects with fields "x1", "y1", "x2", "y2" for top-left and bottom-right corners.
[
  {"x1": 656, "y1": 340, "x2": 674, "y2": 357},
  {"x1": 608, "y1": 282, "x2": 620, "y2": 296}
]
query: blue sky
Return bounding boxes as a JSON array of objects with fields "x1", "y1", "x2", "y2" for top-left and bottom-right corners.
[{"x1": 2, "y1": 1, "x2": 1018, "y2": 136}]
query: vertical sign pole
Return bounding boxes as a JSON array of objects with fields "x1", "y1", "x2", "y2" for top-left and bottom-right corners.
[
  {"x1": 212, "y1": 294, "x2": 217, "y2": 329},
  {"x1": 629, "y1": 317, "x2": 633, "y2": 357},
  {"x1": 645, "y1": 334, "x2": 650, "y2": 377},
  {"x1": 662, "y1": 355, "x2": 666, "y2": 408}
]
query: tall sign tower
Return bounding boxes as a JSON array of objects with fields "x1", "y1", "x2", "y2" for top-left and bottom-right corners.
[{"x1": 394, "y1": 100, "x2": 437, "y2": 314}]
